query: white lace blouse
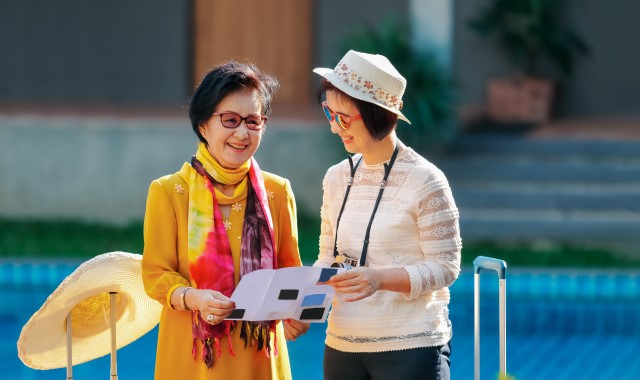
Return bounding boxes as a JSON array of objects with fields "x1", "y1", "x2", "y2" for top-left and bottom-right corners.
[{"x1": 314, "y1": 143, "x2": 462, "y2": 352}]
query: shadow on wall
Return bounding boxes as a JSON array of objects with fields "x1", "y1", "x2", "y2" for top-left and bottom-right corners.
[{"x1": 0, "y1": 115, "x2": 340, "y2": 224}]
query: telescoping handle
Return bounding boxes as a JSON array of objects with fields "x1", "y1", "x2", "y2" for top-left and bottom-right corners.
[{"x1": 473, "y1": 256, "x2": 507, "y2": 380}]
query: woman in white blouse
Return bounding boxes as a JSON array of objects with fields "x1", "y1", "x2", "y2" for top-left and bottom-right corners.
[{"x1": 313, "y1": 50, "x2": 462, "y2": 380}]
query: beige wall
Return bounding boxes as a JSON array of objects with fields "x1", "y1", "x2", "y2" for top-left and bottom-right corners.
[{"x1": 0, "y1": 116, "x2": 334, "y2": 224}]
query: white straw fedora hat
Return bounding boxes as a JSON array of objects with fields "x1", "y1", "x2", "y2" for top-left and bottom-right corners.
[
  {"x1": 17, "y1": 251, "x2": 162, "y2": 370},
  {"x1": 313, "y1": 50, "x2": 411, "y2": 124}
]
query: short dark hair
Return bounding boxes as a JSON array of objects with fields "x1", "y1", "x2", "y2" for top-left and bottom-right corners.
[
  {"x1": 317, "y1": 80, "x2": 398, "y2": 141},
  {"x1": 189, "y1": 61, "x2": 279, "y2": 143}
]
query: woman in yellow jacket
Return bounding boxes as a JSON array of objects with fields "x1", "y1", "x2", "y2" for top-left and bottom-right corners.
[{"x1": 142, "y1": 61, "x2": 308, "y2": 380}]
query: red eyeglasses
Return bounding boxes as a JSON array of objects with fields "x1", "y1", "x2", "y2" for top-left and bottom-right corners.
[
  {"x1": 321, "y1": 101, "x2": 362, "y2": 130},
  {"x1": 211, "y1": 111, "x2": 267, "y2": 131}
]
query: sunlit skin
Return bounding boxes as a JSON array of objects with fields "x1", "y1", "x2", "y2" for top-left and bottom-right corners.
[
  {"x1": 322, "y1": 90, "x2": 412, "y2": 302},
  {"x1": 170, "y1": 258, "x2": 310, "y2": 335},
  {"x1": 199, "y1": 90, "x2": 264, "y2": 170},
  {"x1": 167, "y1": 90, "x2": 310, "y2": 339},
  {"x1": 197, "y1": 90, "x2": 264, "y2": 200},
  {"x1": 283, "y1": 319, "x2": 310, "y2": 341},
  {"x1": 170, "y1": 287, "x2": 236, "y2": 324},
  {"x1": 325, "y1": 90, "x2": 395, "y2": 164}
]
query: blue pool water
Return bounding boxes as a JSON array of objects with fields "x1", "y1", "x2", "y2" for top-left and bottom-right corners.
[{"x1": 3, "y1": 260, "x2": 640, "y2": 379}]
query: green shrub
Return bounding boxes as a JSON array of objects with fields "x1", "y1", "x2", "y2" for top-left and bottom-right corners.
[
  {"x1": 0, "y1": 217, "x2": 143, "y2": 259},
  {"x1": 335, "y1": 19, "x2": 458, "y2": 151},
  {"x1": 3, "y1": 216, "x2": 637, "y2": 269},
  {"x1": 462, "y1": 240, "x2": 640, "y2": 269}
]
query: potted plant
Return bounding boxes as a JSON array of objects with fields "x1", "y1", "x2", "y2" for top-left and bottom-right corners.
[{"x1": 468, "y1": 0, "x2": 590, "y2": 123}]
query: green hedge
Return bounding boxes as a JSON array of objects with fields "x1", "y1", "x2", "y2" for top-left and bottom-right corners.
[
  {"x1": 2, "y1": 216, "x2": 638, "y2": 268},
  {"x1": 0, "y1": 218, "x2": 144, "y2": 259}
]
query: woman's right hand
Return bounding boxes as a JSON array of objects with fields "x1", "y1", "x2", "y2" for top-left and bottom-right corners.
[{"x1": 188, "y1": 289, "x2": 236, "y2": 325}]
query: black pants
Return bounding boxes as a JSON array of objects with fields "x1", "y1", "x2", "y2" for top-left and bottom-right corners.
[{"x1": 323, "y1": 341, "x2": 451, "y2": 380}]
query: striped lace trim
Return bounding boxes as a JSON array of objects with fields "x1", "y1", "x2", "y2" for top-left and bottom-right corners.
[{"x1": 327, "y1": 328, "x2": 448, "y2": 344}]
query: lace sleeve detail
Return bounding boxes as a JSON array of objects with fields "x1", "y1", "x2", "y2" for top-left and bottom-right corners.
[
  {"x1": 314, "y1": 169, "x2": 340, "y2": 268},
  {"x1": 404, "y1": 175, "x2": 461, "y2": 300}
]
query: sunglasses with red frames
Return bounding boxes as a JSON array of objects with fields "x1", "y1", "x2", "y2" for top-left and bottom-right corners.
[
  {"x1": 321, "y1": 101, "x2": 362, "y2": 130},
  {"x1": 211, "y1": 111, "x2": 267, "y2": 131}
]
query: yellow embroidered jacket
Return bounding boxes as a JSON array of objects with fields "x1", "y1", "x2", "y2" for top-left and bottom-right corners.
[{"x1": 142, "y1": 163, "x2": 302, "y2": 380}]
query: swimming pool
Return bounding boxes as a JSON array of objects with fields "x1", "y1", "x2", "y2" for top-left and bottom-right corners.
[{"x1": 3, "y1": 260, "x2": 640, "y2": 379}]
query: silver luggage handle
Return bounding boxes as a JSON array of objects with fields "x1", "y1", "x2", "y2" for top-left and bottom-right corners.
[{"x1": 473, "y1": 256, "x2": 507, "y2": 380}]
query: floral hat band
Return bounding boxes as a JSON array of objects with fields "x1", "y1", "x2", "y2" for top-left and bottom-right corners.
[
  {"x1": 313, "y1": 50, "x2": 411, "y2": 124},
  {"x1": 334, "y1": 60, "x2": 404, "y2": 111}
]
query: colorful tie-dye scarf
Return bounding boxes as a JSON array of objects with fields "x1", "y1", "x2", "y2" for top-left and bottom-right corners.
[{"x1": 187, "y1": 142, "x2": 277, "y2": 368}]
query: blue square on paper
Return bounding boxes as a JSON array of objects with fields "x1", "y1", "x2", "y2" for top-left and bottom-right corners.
[
  {"x1": 301, "y1": 293, "x2": 326, "y2": 307},
  {"x1": 318, "y1": 268, "x2": 337, "y2": 283}
]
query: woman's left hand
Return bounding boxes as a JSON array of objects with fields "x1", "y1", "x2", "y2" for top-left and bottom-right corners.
[
  {"x1": 326, "y1": 267, "x2": 381, "y2": 302},
  {"x1": 283, "y1": 319, "x2": 310, "y2": 341}
]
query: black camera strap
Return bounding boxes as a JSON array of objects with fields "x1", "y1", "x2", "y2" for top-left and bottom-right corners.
[
  {"x1": 332, "y1": 154, "x2": 362, "y2": 258},
  {"x1": 332, "y1": 145, "x2": 400, "y2": 267}
]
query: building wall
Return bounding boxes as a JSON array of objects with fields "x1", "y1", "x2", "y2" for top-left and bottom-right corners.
[
  {"x1": 2, "y1": 0, "x2": 637, "y2": 118},
  {"x1": 193, "y1": 0, "x2": 313, "y2": 107},
  {"x1": 410, "y1": 0, "x2": 454, "y2": 69},
  {"x1": 313, "y1": 0, "x2": 410, "y2": 67},
  {"x1": 0, "y1": 116, "x2": 332, "y2": 224},
  {"x1": 454, "y1": 0, "x2": 640, "y2": 118},
  {"x1": 0, "y1": 0, "x2": 190, "y2": 105},
  {"x1": 561, "y1": 0, "x2": 640, "y2": 117},
  {"x1": 0, "y1": 0, "x2": 409, "y2": 109}
]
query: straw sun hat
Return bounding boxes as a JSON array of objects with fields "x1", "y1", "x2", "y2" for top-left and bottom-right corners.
[
  {"x1": 17, "y1": 251, "x2": 162, "y2": 370},
  {"x1": 313, "y1": 49, "x2": 411, "y2": 124}
]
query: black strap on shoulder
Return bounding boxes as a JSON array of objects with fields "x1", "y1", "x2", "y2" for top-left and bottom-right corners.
[
  {"x1": 359, "y1": 145, "x2": 399, "y2": 266},
  {"x1": 332, "y1": 145, "x2": 400, "y2": 267},
  {"x1": 332, "y1": 155, "x2": 362, "y2": 257}
]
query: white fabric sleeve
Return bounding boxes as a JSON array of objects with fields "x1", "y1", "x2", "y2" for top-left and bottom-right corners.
[
  {"x1": 313, "y1": 169, "x2": 340, "y2": 268},
  {"x1": 403, "y1": 170, "x2": 462, "y2": 300}
]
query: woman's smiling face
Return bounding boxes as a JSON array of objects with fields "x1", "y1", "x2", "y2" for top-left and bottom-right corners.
[
  {"x1": 325, "y1": 90, "x2": 375, "y2": 155},
  {"x1": 198, "y1": 90, "x2": 264, "y2": 169}
]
